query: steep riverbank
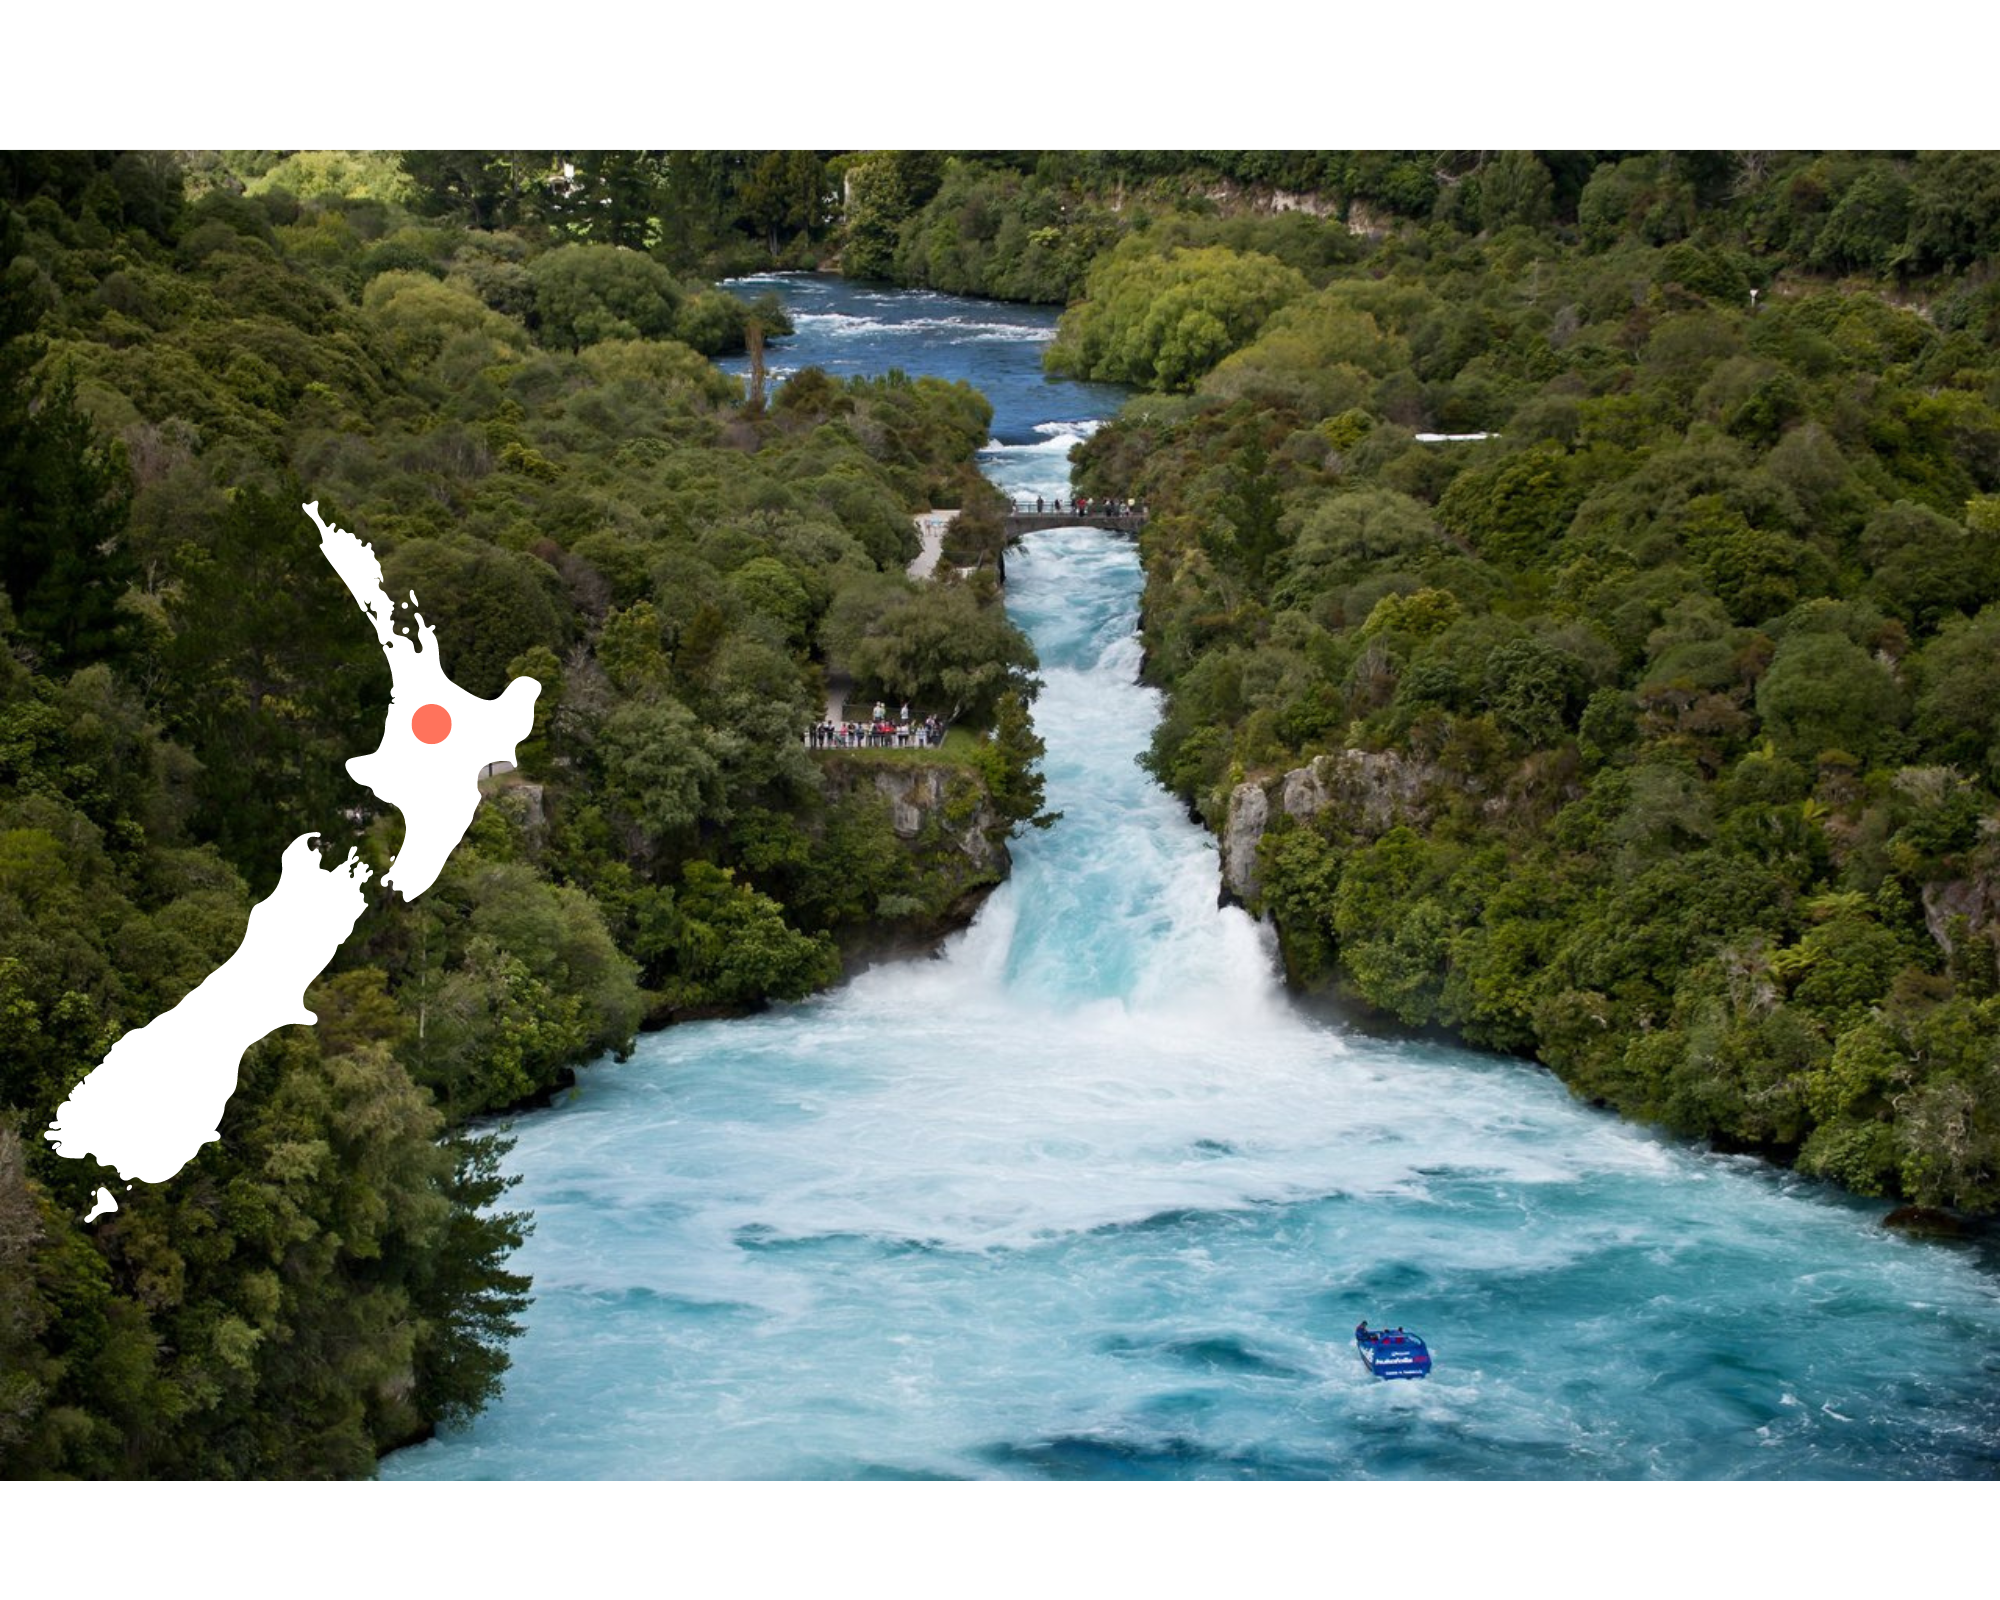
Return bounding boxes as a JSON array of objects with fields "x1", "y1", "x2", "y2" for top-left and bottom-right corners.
[
  {"x1": 373, "y1": 276, "x2": 2000, "y2": 1482},
  {"x1": 814, "y1": 751, "x2": 1013, "y2": 972},
  {"x1": 388, "y1": 517, "x2": 2000, "y2": 1482}
]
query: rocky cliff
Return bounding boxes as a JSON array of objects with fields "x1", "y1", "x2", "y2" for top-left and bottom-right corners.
[
  {"x1": 1918, "y1": 827, "x2": 2000, "y2": 988},
  {"x1": 1220, "y1": 748, "x2": 1446, "y2": 909},
  {"x1": 817, "y1": 755, "x2": 1013, "y2": 966}
]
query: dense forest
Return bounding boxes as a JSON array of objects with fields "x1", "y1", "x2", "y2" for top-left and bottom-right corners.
[
  {"x1": 812, "y1": 146, "x2": 2000, "y2": 1216},
  {"x1": 7, "y1": 146, "x2": 2000, "y2": 1477},
  {"x1": 1045, "y1": 151, "x2": 2000, "y2": 1217},
  {"x1": 0, "y1": 149, "x2": 1046, "y2": 1475}
]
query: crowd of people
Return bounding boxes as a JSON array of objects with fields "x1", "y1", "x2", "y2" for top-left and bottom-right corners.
[
  {"x1": 806, "y1": 701, "x2": 948, "y2": 749},
  {"x1": 1012, "y1": 494, "x2": 1147, "y2": 518}
]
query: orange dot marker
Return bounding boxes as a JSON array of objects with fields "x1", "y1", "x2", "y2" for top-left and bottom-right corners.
[{"x1": 411, "y1": 703, "x2": 452, "y2": 744}]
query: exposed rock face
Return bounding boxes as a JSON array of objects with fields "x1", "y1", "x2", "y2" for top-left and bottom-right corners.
[
  {"x1": 476, "y1": 773, "x2": 548, "y2": 852},
  {"x1": 1300, "y1": 749, "x2": 1441, "y2": 836},
  {"x1": 1342, "y1": 201, "x2": 1394, "y2": 239},
  {"x1": 1919, "y1": 835, "x2": 2000, "y2": 986},
  {"x1": 1883, "y1": 1205, "x2": 1969, "y2": 1238},
  {"x1": 879, "y1": 769, "x2": 934, "y2": 838},
  {"x1": 1198, "y1": 182, "x2": 1341, "y2": 219},
  {"x1": 816, "y1": 756, "x2": 1013, "y2": 969},
  {"x1": 1279, "y1": 763, "x2": 1328, "y2": 820},
  {"x1": 1921, "y1": 875, "x2": 2000, "y2": 961},
  {"x1": 1221, "y1": 781, "x2": 1269, "y2": 904},
  {"x1": 867, "y1": 766, "x2": 1003, "y2": 873},
  {"x1": 1221, "y1": 749, "x2": 1444, "y2": 908},
  {"x1": 493, "y1": 780, "x2": 546, "y2": 846}
]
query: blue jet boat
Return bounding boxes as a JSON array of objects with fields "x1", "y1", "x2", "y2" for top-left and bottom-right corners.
[{"x1": 1355, "y1": 1323, "x2": 1431, "y2": 1379}]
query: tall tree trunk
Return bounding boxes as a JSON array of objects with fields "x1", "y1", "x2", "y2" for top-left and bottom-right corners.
[{"x1": 746, "y1": 319, "x2": 766, "y2": 413}]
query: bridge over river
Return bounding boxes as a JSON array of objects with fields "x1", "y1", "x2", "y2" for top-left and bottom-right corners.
[{"x1": 1002, "y1": 511, "x2": 1146, "y2": 538}]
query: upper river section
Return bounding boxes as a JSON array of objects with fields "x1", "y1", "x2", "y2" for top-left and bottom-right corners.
[{"x1": 383, "y1": 274, "x2": 2000, "y2": 1479}]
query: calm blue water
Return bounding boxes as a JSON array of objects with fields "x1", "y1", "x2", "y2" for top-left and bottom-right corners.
[
  {"x1": 715, "y1": 272, "x2": 1129, "y2": 507},
  {"x1": 383, "y1": 277, "x2": 2000, "y2": 1481}
]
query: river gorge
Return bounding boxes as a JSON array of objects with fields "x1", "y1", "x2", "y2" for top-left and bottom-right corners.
[{"x1": 382, "y1": 276, "x2": 2000, "y2": 1480}]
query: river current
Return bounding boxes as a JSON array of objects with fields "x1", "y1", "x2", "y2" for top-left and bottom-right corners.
[{"x1": 384, "y1": 276, "x2": 2000, "y2": 1480}]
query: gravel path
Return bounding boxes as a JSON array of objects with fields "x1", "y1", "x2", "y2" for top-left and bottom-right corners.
[{"x1": 908, "y1": 510, "x2": 958, "y2": 579}]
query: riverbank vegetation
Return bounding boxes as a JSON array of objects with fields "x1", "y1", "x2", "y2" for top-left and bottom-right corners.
[
  {"x1": 10, "y1": 142, "x2": 1999, "y2": 1476},
  {"x1": 1055, "y1": 151, "x2": 2000, "y2": 1215},
  {"x1": 0, "y1": 150, "x2": 1043, "y2": 1474}
]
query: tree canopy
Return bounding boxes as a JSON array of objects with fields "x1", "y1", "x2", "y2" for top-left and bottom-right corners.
[{"x1": 0, "y1": 150, "x2": 1043, "y2": 1476}]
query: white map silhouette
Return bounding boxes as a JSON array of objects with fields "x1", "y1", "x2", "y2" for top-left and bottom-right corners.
[
  {"x1": 47, "y1": 836, "x2": 372, "y2": 1217},
  {"x1": 46, "y1": 502, "x2": 542, "y2": 1218},
  {"x1": 307, "y1": 501, "x2": 540, "y2": 898}
]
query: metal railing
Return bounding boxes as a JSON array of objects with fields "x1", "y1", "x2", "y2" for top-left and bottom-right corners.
[{"x1": 804, "y1": 716, "x2": 952, "y2": 751}]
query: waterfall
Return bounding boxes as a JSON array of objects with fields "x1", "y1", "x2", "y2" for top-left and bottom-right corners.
[{"x1": 385, "y1": 277, "x2": 2000, "y2": 1482}]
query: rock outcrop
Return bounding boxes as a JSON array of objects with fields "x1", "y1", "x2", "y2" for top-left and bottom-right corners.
[
  {"x1": 1220, "y1": 781, "x2": 1269, "y2": 904},
  {"x1": 1220, "y1": 748, "x2": 1446, "y2": 908},
  {"x1": 484, "y1": 779, "x2": 547, "y2": 848},
  {"x1": 1920, "y1": 854, "x2": 2000, "y2": 987},
  {"x1": 818, "y1": 755, "x2": 1013, "y2": 967},
  {"x1": 867, "y1": 765, "x2": 1003, "y2": 874}
]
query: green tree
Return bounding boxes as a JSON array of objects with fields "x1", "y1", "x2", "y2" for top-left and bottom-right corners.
[
  {"x1": 380, "y1": 540, "x2": 571, "y2": 700},
  {"x1": 822, "y1": 576, "x2": 1038, "y2": 724},
  {"x1": 160, "y1": 487, "x2": 389, "y2": 884},
  {"x1": 401, "y1": 151, "x2": 552, "y2": 231},
  {"x1": 1437, "y1": 445, "x2": 1582, "y2": 568},
  {"x1": 1860, "y1": 501, "x2": 1999, "y2": 630},
  {"x1": 527, "y1": 243, "x2": 683, "y2": 350},
  {"x1": 1, "y1": 212, "x2": 136, "y2": 671},
  {"x1": 741, "y1": 151, "x2": 831, "y2": 253},
  {"x1": 554, "y1": 152, "x2": 666, "y2": 249},
  {"x1": 1047, "y1": 242, "x2": 1310, "y2": 391},
  {"x1": 1478, "y1": 151, "x2": 1555, "y2": 232},
  {"x1": 1755, "y1": 632, "x2": 1903, "y2": 763},
  {"x1": 1812, "y1": 166, "x2": 1913, "y2": 274},
  {"x1": 1909, "y1": 151, "x2": 2000, "y2": 272},
  {"x1": 1217, "y1": 435, "x2": 1285, "y2": 584},
  {"x1": 1910, "y1": 606, "x2": 2000, "y2": 778},
  {"x1": 0, "y1": 370, "x2": 134, "y2": 671},
  {"x1": 972, "y1": 688, "x2": 1057, "y2": 831},
  {"x1": 407, "y1": 1131, "x2": 532, "y2": 1426},
  {"x1": 596, "y1": 696, "x2": 726, "y2": 849},
  {"x1": 839, "y1": 155, "x2": 916, "y2": 281},
  {"x1": 665, "y1": 862, "x2": 838, "y2": 1008}
]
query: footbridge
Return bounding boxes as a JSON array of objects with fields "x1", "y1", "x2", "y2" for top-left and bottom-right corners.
[{"x1": 1001, "y1": 512, "x2": 1147, "y2": 538}]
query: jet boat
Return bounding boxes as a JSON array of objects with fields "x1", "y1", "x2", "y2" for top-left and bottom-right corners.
[{"x1": 1355, "y1": 1323, "x2": 1431, "y2": 1379}]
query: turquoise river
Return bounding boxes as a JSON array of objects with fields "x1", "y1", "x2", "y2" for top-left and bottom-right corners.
[{"x1": 383, "y1": 275, "x2": 2000, "y2": 1480}]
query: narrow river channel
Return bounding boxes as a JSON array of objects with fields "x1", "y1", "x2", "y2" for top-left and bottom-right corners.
[{"x1": 383, "y1": 276, "x2": 2000, "y2": 1480}]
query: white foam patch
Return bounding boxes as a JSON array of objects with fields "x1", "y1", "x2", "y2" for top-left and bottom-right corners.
[
  {"x1": 792, "y1": 311, "x2": 1054, "y2": 343},
  {"x1": 982, "y1": 435, "x2": 1084, "y2": 457}
]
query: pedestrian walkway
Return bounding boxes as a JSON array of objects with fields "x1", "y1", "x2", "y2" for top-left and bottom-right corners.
[
  {"x1": 822, "y1": 668, "x2": 854, "y2": 725},
  {"x1": 909, "y1": 510, "x2": 958, "y2": 579}
]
